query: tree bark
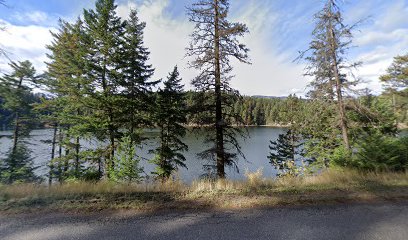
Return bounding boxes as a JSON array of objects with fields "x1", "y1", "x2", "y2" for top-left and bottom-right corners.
[
  {"x1": 12, "y1": 112, "x2": 19, "y2": 153},
  {"x1": 12, "y1": 76, "x2": 24, "y2": 153},
  {"x1": 328, "y1": 8, "x2": 350, "y2": 150},
  {"x1": 214, "y1": 0, "x2": 225, "y2": 178},
  {"x1": 58, "y1": 127, "x2": 63, "y2": 182},
  {"x1": 333, "y1": 60, "x2": 350, "y2": 150},
  {"x1": 49, "y1": 123, "x2": 58, "y2": 186},
  {"x1": 101, "y1": 60, "x2": 115, "y2": 178},
  {"x1": 63, "y1": 132, "x2": 70, "y2": 174},
  {"x1": 75, "y1": 136, "x2": 80, "y2": 178}
]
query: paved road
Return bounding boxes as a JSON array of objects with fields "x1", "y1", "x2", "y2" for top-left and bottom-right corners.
[{"x1": 1, "y1": 202, "x2": 407, "y2": 240}]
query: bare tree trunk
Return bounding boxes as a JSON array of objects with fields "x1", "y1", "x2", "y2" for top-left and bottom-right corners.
[
  {"x1": 392, "y1": 93, "x2": 398, "y2": 126},
  {"x1": 49, "y1": 123, "x2": 58, "y2": 186},
  {"x1": 75, "y1": 136, "x2": 80, "y2": 178},
  {"x1": 12, "y1": 112, "x2": 19, "y2": 153},
  {"x1": 108, "y1": 126, "x2": 115, "y2": 178},
  {"x1": 63, "y1": 132, "x2": 70, "y2": 174},
  {"x1": 160, "y1": 124, "x2": 166, "y2": 182},
  {"x1": 12, "y1": 76, "x2": 24, "y2": 153},
  {"x1": 57, "y1": 127, "x2": 63, "y2": 183},
  {"x1": 75, "y1": 93, "x2": 81, "y2": 178},
  {"x1": 101, "y1": 61, "x2": 115, "y2": 178},
  {"x1": 328, "y1": 10, "x2": 350, "y2": 150},
  {"x1": 333, "y1": 63, "x2": 350, "y2": 150},
  {"x1": 214, "y1": 0, "x2": 225, "y2": 178}
]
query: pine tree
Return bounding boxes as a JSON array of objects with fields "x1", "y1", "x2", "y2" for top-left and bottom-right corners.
[
  {"x1": 0, "y1": 144, "x2": 39, "y2": 184},
  {"x1": 110, "y1": 135, "x2": 143, "y2": 183},
  {"x1": 186, "y1": 0, "x2": 251, "y2": 178},
  {"x1": 45, "y1": 1, "x2": 159, "y2": 180},
  {"x1": 0, "y1": 61, "x2": 39, "y2": 151},
  {"x1": 151, "y1": 66, "x2": 188, "y2": 181},
  {"x1": 82, "y1": 0, "x2": 126, "y2": 176},
  {"x1": 298, "y1": 0, "x2": 361, "y2": 150},
  {"x1": 0, "y1": 61, "x2": 40, "y2": 184},
  {"x1": 380, "y1": 53, "x2": 408, "y2": 125},
  {"x1": 268, "y1": 130, "x2": 303, "y2": 177},
  {"x1": 45, "y1": 19, "x2": 90, "y2": 181},
  {"x1": 117, "y1": 9, "x2": 158, "y2": 143},
  {"x1": 380, "y1": 53, "x2": 408, "y2": 90}
]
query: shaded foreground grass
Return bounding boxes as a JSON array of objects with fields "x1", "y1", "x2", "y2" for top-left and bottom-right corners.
[{"x1": 1, "y1": 169, "x2": 407, "y2": 214}]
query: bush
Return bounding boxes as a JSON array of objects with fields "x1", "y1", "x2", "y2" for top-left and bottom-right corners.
[
  {"x1": 348, "y1": 135, "x2": 407, "y2": 171},
  {"x1": 109, "y1": 136, "x2": 143, "y2": 183},
  {"x1": 329, "y1": 146, "x2": 352, "y2": 168}
]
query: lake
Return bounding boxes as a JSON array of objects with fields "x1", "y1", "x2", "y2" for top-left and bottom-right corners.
[{"x1": 0, "y1": 127, "x2": 286, "y2": 183}]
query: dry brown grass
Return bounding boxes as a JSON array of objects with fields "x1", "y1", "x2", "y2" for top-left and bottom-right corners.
[
  {"x1": 1, "y1": 169, "x2": 407, "y2": 213},
  {"x1": 0, "y1": 180, "x2": 185, "y2": 200}
]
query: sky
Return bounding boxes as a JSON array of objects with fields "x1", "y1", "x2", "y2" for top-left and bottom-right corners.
[{"x1": 0, "y1": 0, "x2": 407, "y2": 96}]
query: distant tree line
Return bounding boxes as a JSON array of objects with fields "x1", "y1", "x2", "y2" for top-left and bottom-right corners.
[{"x1": 1, "y1": 92, "x2": 406, "y2": 131}]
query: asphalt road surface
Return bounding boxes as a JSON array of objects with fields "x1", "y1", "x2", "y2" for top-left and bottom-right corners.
[{"x1": 1, "y1": 202, "x2": 407, "y2": 240}]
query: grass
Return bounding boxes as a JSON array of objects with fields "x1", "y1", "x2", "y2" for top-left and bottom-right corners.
[{"x1": 1, "y1": 169, "x2": 407, "y2": 214}]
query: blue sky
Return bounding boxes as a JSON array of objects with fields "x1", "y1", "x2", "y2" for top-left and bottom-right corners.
[{"x1": 0, "y1": 0, "x2": 407, "y2": 96}]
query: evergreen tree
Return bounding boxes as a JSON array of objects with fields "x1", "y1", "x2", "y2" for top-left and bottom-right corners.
[
  {"x1": 298, "y1": 0, "x2": 361, "y2": 150},
  {"x1": 110, "y1": 135, "x2": 143, "y2": 183},
  {"x1": 82, "y1": 0, "x2": 126, "y2": 176},
  {"x1": 0, "y1": 61, "x2": 40, "y2": 183},
  {"x1": 118, "y1": 9, "x2": 158, "y2": 143},
  {"x1": 380, "y1": 53, "x2": 408, "y2": 125},
  {"x1": 0, "y1": 61, "x2": 39, "y2": 151},
  {"x1": 45, "y1": 19, "x2": 90, "y2": 181},
  {"x1": 268, "y1": 130, "x2": 303, "y2": 177},
  {"x1": 350, "y1": 90, "x2": 398, "y2": 136},
  {"x1": 253, "y1": 100, "x2": 265, "y2": 126},
  {"x1": 151, "y1": 67, "x2": 188, "y2": 181},
  {"x1": 186, "y1": 0, "x2": 251, "y2": 178},
  {"x1": 45, "y1": 1, "x2": 159, "y2": 181},
  {"x1": 0, "y1": 144, "x2": 39, "y2": 184},
  {"x1": 380, "y1": 53, "x2": 408, "y2": 90}
]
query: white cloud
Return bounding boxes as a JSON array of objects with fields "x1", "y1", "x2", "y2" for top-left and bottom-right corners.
[
  {"x1": 116, "y1": 0, "x2": 307, "y2": 96},
  {"x1": 354, "y1": 0, "x2": 408, "y2": 93},
  {"x1": 229, "y1": 1, "x2": 307, "y2": 96},
  {"x1": 376, "y1": 0, "x2": 408, "y2": 31},
  {"x1": 0, "y1": 20, "x2": 54, "y2": 73},
  {"x1": 13, "y1": 11, "x2": 49, "y2": 24}
]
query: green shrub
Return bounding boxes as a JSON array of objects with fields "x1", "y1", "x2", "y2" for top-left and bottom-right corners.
[
  {"x1": 329, "y1": 135, "x2": 407, "y2": 172},
  {"x1": 353, "y1": 135, "x2": 407, "y2": 171},
  {"x1": 329, "y1": 146, "x2": 352, "y2": 167},
  {"x1": 109, "y1": 136, "x2": 143, "y2": 183}
]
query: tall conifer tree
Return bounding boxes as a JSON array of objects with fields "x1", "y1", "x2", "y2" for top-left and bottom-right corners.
[
  {"x1": 380, "y1": 53, "x2": 408, "y2": 125},
  {"x1": 0, "y1": 61, "x2": 39, "y2": 151},
  {"x1": 151, "y1": 67, "x2": 188, "y2": 181},
  {"x1": 118, "y1": 9, "x2": 158, "y2": 143},
  {"x1": 0, "y1": 61, "x2": 40, "y2": 183},
  {"x1": 46, "y1": 19, "x2": 90, "y2": 180},
  {"x1": 82, "y1": 0, "x2": 126, "y2": 175},
  {"x1": 299, "y1": 0, "x2": 361, "y2": 150},
  {"x1": 186, "y1": 0, "x2": 250, "y2": 178}
]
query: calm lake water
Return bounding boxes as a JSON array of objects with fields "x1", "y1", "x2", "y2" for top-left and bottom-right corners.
[{"x1": 0, "y1": 127, "x2": 286, "y2": 183}]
